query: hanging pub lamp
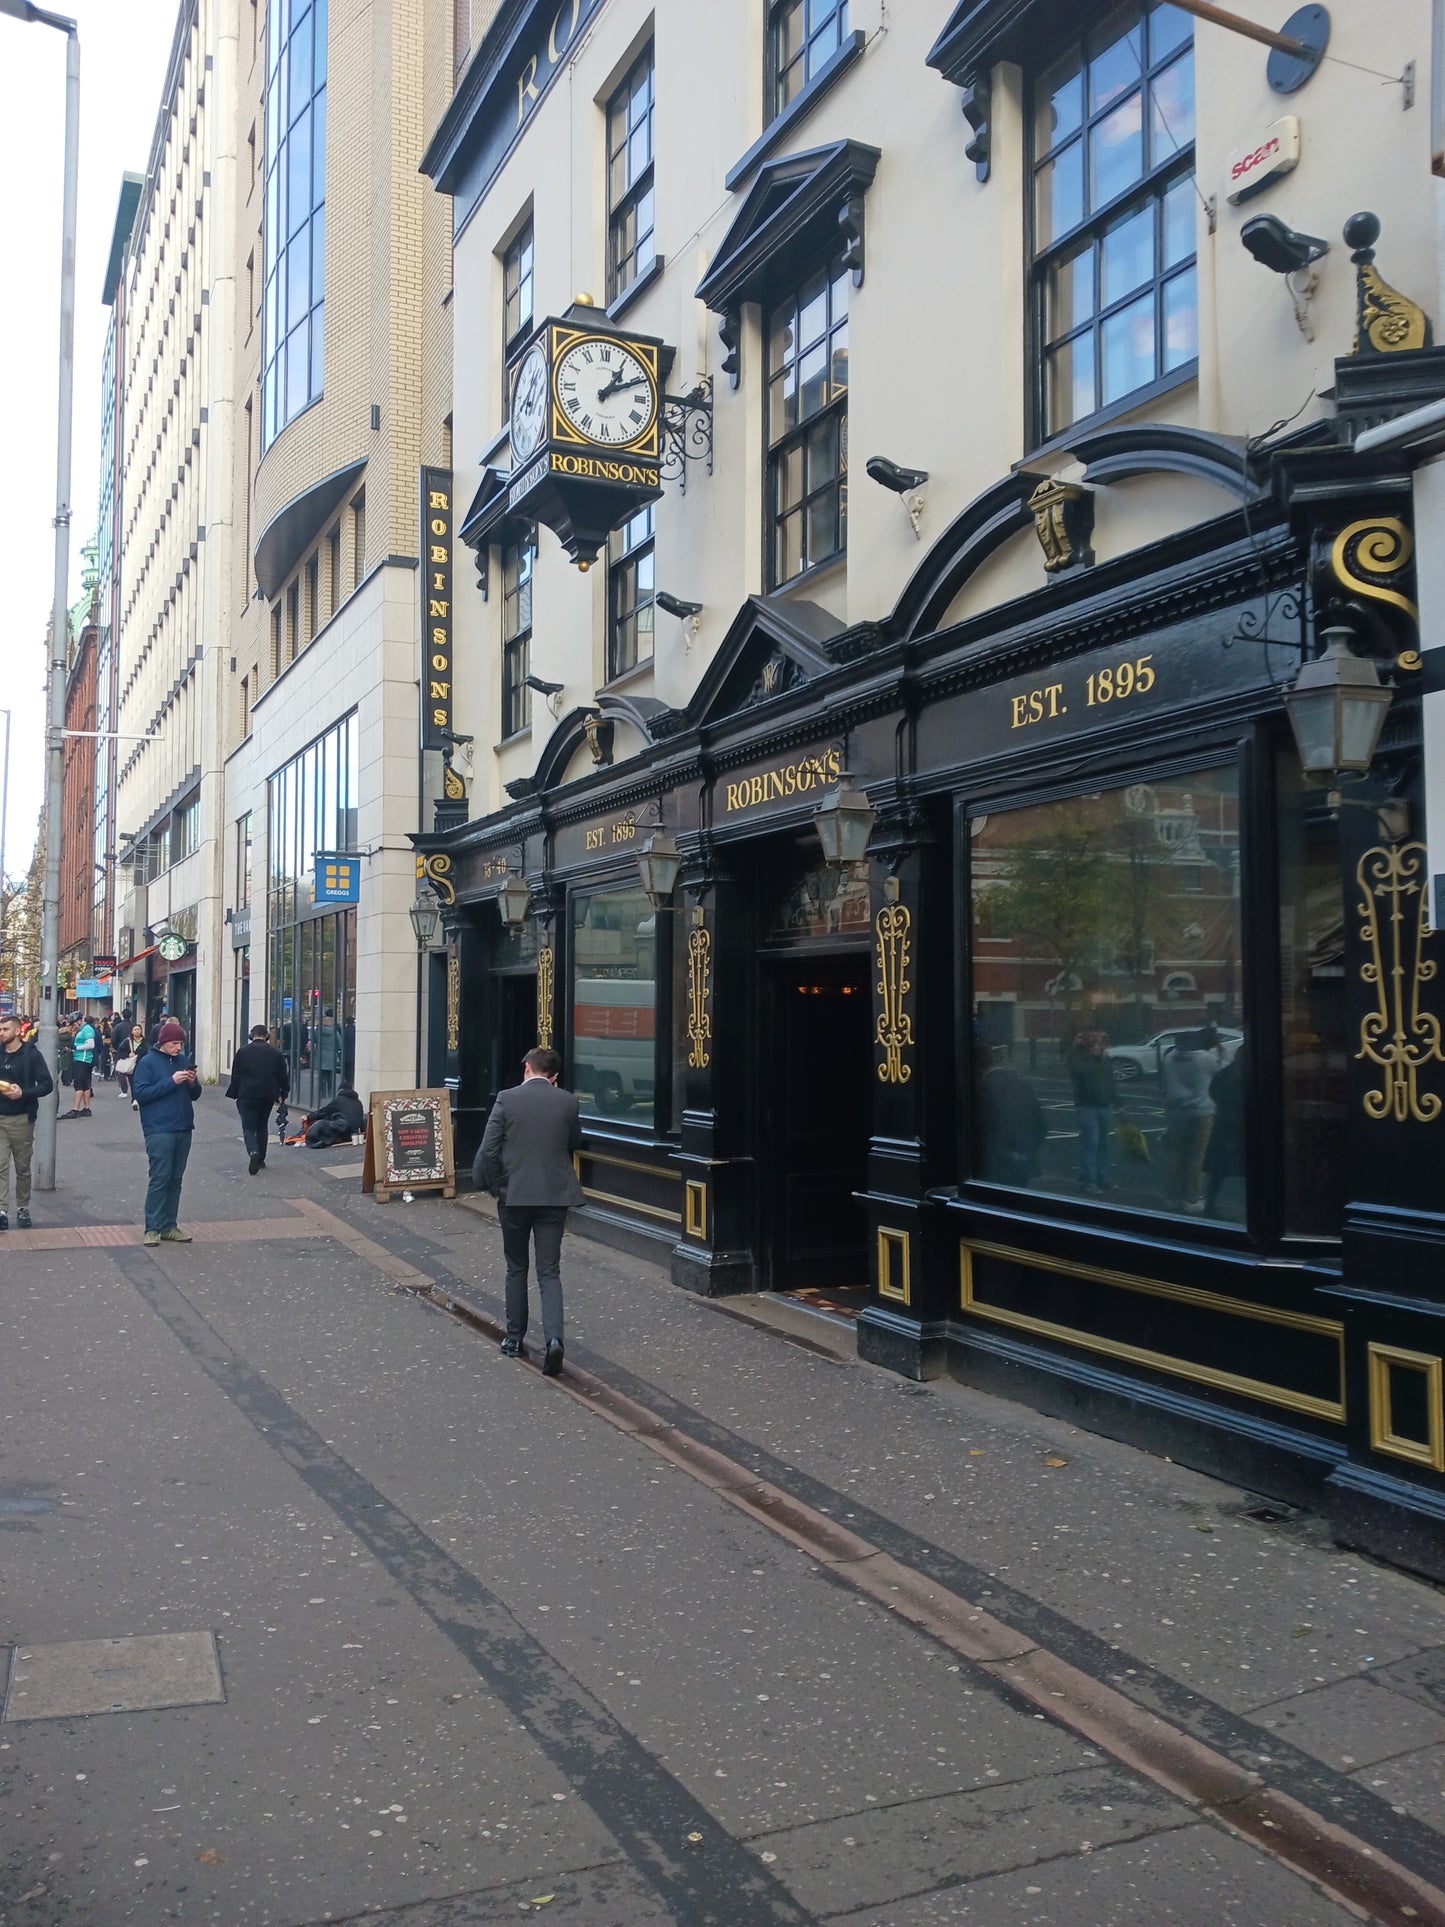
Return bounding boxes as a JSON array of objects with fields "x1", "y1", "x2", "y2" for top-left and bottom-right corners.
[
  {"x1": 1283, "y1": 625, "x2": 1395, "y2": 781},
  {"x1": 636, "y1": 828, "x2": 683, "y2": 909},
  {"x1": 408, "y1": 891, "x2": 441, "y2": 950},
  {"x1": 498, "y1": 871, "x2": 532, "y2": 930},
  {"x1": 812, "y1": 774, "x2": 878, "y2": 868}
]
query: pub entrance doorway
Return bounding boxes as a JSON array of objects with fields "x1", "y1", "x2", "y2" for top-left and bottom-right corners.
[{"x1": 759, "y1": 949, "x2": 872, "y2": 1306}]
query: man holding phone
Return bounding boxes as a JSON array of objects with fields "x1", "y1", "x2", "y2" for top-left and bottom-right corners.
[
  {"x1": 0, "y1": 1013, "x2": 55, "y2": 1230},
  {"x1": 131, "y1": 1018, "x2": 203, "y2": 1245}
]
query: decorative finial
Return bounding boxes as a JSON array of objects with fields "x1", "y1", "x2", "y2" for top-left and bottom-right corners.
[{"x1": 1345, "y1": 211, "x2": 1432, "y2": 356}]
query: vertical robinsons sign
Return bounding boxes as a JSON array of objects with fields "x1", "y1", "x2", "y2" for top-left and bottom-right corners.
[{"x1": 421, "y1": 467, "x2": 453, "y2": 752}]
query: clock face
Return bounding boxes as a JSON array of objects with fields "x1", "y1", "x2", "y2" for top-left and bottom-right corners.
[
  {"x1": 510, "y1": 344, "x2": 549, "y2": 462},
  {"x1": 555, "y1": 336, "x2": 658, "y2": 447}
]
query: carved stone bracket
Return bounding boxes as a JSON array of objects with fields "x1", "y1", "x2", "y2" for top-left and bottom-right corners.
[
  {"x1": 421, "y1": 851, "x2": 456, "y2": 906},
  {"x1": 1028, "y1": 478, "x2": 1095, "y2": 575},
  {"x1": 961, "y1": 75, "x2": 990, "y2": 181},
  {"x1": 719, "y1": 313, "x2": 741, "y2": 390},
  {"x1": 1356, "y1": 841, "x2": 1444, "y2": 1124},
  {"x1": 839, "y1": 193, "x2": 865, "y2": 287}
]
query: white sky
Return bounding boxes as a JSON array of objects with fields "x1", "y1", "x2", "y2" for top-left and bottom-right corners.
[{"x1": 0, "y1": 0, "x2": 179, "y2": 887}]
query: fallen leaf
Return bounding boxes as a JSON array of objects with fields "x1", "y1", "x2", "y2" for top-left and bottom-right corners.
[
  {"x1": 17, "y1": 1887, "x2": 46, "y2": 1903},
  {"x1": 528, "y1": 1898, "x2": 555, "y2": 1908},
  {"x1": 1194, "y1": 1523, "x2": 1213, "y2": 1533},
  {"x1": 969, "y1": 1449, "x2": 985, "y2": 1457},
  {"x1": 196, "y1": 1849, "x2": 225, "y2": 1866},
  {"x1": 1043, "y1": 1457, "x2": 1068, "y2": 1468}
]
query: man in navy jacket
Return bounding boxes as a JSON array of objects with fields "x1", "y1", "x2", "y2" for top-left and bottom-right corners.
[{"x1": 132, "y1": 1019, "x2": 202, "y2": 1245}]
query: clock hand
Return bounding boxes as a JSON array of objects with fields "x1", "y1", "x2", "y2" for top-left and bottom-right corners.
[{"x1": 597, "y1": 371, "x2": 649, "y2": 401}]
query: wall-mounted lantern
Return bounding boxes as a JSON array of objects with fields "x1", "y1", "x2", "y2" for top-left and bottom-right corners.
[
  {"x1": 409, "y1": 892, "x2": 442, "y2": 950},
  {"x1": 1284, "y1": 625, "x2": 1395, "y2": 780},
  {"x1": 812, "y1": 775, "x2": 877, "y2": 868},
  {"x1": 636, "y1": 828, "x2": 683, "y2": 909},
  {"x1": 498, "y1": 871, "x2": 533, "y2": 930}
]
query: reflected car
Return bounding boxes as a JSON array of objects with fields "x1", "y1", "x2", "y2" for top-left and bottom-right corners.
[{"x1": 1106, "y1": 1026, "x2": 1243, "y2": 1081}]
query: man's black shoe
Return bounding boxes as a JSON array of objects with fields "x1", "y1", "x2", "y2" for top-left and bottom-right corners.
[
  {"x1": 542, "y1": 1339, "x2": 564, "y2": 1378},
  {"x1": 15, "y1": 1209, "x2": 30, "y2": 1229},
  {"x1": 248, "y1": 1152, "x2": 263, "y2": 1175},
  {"x1": 0, "y1": 1212, "x2": 7, "y2": 1231},
  {"x1": 499, "y1": 1337, "x2": 527, "y2": 1358}
]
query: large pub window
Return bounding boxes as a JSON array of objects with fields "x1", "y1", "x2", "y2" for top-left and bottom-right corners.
[
  {"x1": 770, "y1": 0, "x2": 849, "y2": 119},
  {"x1": 607, "y1": 504, "x2": 655, "y2": 681},
  {"x1": 1031, "y1": 1, "x2": 1196, "y2": 441},
  {"x1": 502, "y1": 216, "x2": 534, "y2": 412},
  {"x1": 606, "y1": 46, "x2": 655, "y2": 302},
  {"x1": 970, "y1": 764, "x2": 1245, "y2": 1224},
  {"x1": 501, "y1": 526, "x2": 535, "y2": 738},
  {"x1": 766, "y1": 254, "x2": 849, "y2": 585},
  {"x1": 571, "y1": 887, "x2": 657, "y2": 1126}
]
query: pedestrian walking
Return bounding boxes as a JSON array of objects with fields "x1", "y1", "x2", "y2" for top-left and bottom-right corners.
[
  {"x1": 225, "y1": 1023, "x2": 290, "y2": 1174},
  {"x1": 1162, "y1": 1025, "x2": 1221, "y2": 1214},
  {"x1": 132, "y1": 1018, "x2": 202, "y2": 1245},
  {"x1": 115, "y1": 1022, "x2": 147, "y2": 1097},
  {"x1": 65, "y1": 1014, "x2": 97, "y2": 1118},
  {"x1": 1067, "y1": 1028, "x2": 1120, "y2": 1194},
  {"x1": 0, "y1": 1012, "x2": 55, "y2": 1231},
  {"x1": 476, "y1": 1045, "x2": 584, "y2": 1375}
]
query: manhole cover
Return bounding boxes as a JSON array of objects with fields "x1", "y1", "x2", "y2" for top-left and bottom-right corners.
[{"x1": 2, "y1": 1632, "x2": 224, "y2": 1721}]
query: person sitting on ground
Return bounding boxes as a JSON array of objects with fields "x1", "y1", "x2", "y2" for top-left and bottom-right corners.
[{"x1": 300, "y1": 1084, "x2": 365, "y2": 1148}]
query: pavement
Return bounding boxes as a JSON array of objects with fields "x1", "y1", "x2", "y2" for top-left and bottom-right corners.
[{"x1": 1, "y1": 1081, "x2": 1443, "y2": 1925}]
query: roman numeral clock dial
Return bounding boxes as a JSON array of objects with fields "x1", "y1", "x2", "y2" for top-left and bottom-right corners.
[{"x1": 555, "y1": 337, "x2": 658, "y2": 448}]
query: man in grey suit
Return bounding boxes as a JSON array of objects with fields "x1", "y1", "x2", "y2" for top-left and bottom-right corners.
[{"x1": 477, "y1": 1045, "x2": 585, "y2": 1375}]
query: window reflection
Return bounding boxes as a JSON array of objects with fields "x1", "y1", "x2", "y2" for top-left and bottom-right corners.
[
  {"x1": 571, "y1": 888, "x2": 657, "y2": 1125},
  {"x1": 970, "y1": 766, "x2": 1244, "y2": 1223}
]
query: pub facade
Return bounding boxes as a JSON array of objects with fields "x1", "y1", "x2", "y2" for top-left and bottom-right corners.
[{"x1": 420, "y1": 0, "x2": 1445, "y2": 1573}]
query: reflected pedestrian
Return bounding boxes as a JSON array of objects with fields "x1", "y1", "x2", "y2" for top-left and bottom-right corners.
[
  {"x1": 0, "y1": 1012, "x2": 54, "y2": 1231},
  {"x1": 1162, "y1": 1026, "x2": 1220, "y2": 1214},
  {"x1": 132, "y1": 1018, "x2": 202, "y2": 1245},
  {"x1": 1203, "y1": 1044, "x2": 1246, "y2": 1218},
  {"x1": 1067, "y1": 1028, "x2": 1119, "y2": 1194},
  {"x1": 977, "y1": 1046, "x2": 1047, "y2": 1187},
  {"x1": 225, "y1": 1023, "x2": 291, "y2": 1174}
]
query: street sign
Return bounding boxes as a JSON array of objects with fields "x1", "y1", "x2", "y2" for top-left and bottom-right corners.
[{"x1": 314, "y1": 853, "x2": 360, "y2": 904}]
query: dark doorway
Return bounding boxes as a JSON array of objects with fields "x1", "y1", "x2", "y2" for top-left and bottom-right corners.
[
  {"x1": 491, "y1": 973, "x2": 539, "y2": 1095},
  {"x1": 761, "y1": 950, "x2": 872, "y2": 1300}
]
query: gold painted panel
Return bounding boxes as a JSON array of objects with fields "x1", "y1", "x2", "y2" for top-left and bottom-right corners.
[{"x1": 1368, "y1": 1343, "x2": 1445, "y2": 1472}]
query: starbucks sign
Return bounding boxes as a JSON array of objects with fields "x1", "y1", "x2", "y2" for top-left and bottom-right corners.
[{"x1": 157, "y1": 934, "x2": 188, "y2": 962}]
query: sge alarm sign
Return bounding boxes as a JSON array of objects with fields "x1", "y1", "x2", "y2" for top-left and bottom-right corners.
[{"x1": 1226, "y1": 115, "x2": 1300, "y2": 204}]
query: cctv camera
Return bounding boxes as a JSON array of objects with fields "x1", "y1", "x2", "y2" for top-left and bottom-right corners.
[
  {"x1": 866, "y1": 456, "x2": 929, "y2": 494},
  {"x1": 1240, "y1": 214, "x2": 1328, "y2": 276},
  {"x1": 655, "y1": 591, "x2": 703, "y2": 620},
  {"x1": 524, "y1": 674, "x2": 564, "y2": 696}
]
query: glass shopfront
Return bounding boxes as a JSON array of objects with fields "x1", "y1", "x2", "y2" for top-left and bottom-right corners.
[
  {"x1": 267, "y1": 713, "x2": 359, "y2": 1112},
  {"x1": 571, "y1": 886, "x2": 657, "y2": 1124},
  {"x1": 970, "y1": 763, "x2": 1246, "y2": 1223}
]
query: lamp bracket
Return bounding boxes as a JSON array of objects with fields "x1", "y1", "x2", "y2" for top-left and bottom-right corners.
[{"x1": 661, "y1": 379, "x2": 714, "y2": 494}]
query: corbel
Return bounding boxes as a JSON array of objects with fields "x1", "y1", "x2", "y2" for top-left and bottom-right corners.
[
  {"x1": 719, "y1": 311, "x2": 741, "y2": 390},
  {"x1": 839, "y1": 193, "x2": 865, "y2": 288},
  {"x1": 961, "y1": 73, "x2": 990, "y2": 182}
]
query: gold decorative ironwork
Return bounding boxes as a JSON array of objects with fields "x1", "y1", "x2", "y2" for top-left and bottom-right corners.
[
  {"x1": 874, "y1": 901, "x2": 914, "y2": 1084},
  {"x1": 1356, "y1": 841, "x2": 1444, "y2": 1122},
  {"x1": 1358, "y1": 261, "x2": 1432, "y2": 355},
  {"x1": 1027, "y1": 477, "x2": 1094, "y2": 573},
  {"x1": 446, "y1": 955, "x2": 460, "y2": 1053},
  {"x1": 1368, "y1": 1343, "x2": 1445, "y2": 1471},
  {"x1": 536, "y1": 944, "x2": 555, "y2": 1050},
  {"x1": 443, "y1": 765, "x2": 466, "y2": 801},
  {"x1": 422, "y1": 851, "x2": 455, "y2": 905},
  {"x1": 686, "y1": 924, "x2": 712, "y2": 1069},
  {"x1": 1330, "y1": 516, "x2": 1419, "y2": 624}
]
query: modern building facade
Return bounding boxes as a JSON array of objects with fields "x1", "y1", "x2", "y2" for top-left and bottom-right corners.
[
  {"x1": 110, "y1": 0, "x2": 240, "y2": 1058},
  {"x1": 419, "y1": 0, "x2": 1445, "y2": 1572},
  {"x1": 216, "y1": 0, "x2": 455, "y2": 1109}
]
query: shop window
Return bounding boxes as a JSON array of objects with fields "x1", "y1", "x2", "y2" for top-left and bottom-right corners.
[
  {"x1": 1276, "y1": 746, "x2": 1348, "y2": 1237},
  {"x1": 770, "y1": 0, "x2": 849, "y2": 119},
  {"x1": 606, "y1": 46, "x2": 655, "y2": 302},
  {"x1": 502, "y1": 216, "x2": 534, "y2": 412},
  {"x1": 501, "y1": 526, "x2": 535, "y2": 738},
  {"x1": 766, "y1": 256, "x2": 848, "y2": 584},
  {"x1": 1031, "y1": 1, "x2": 1195, "y2": 441},
  {"x1": 607, "y1": 504, "x2": 654, "y2": 680},
  {"x1": 968, "y1": 765, "x2": 1243, "y2": 1222},
  {"x1": 174, "y1": 792, "x2": 201, "y2": 861},
  {"x1": 571, "y1": 886, "x2": 657, "y2": 1127}
]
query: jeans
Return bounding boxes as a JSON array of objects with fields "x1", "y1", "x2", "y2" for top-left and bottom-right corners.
[
  {"x1": 0, "y1": 1113, "x2": 34, "y2": 1213},
  {"x1": 144, "y1": 1130, "x2": 193, "y2": 1233},
  {"x1": 236, "y1": 1098, "x2": 273, "y2": 1159},
  {"x1": 497, "y1": 1204, "x2": 568, "y2": 1346},
  {"x1": 1164, "y1": 1113, "x2": 1213, "y2": 1207},
  {"x1": 1075, "y1": 1105, "x2": 1112, "y2": 1189}
]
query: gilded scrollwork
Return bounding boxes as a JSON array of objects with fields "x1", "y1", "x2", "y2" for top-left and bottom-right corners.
[
  {"x1": 1330, "y1": 517, "x2": 1419, "y2": 626},
  {"x1": 536, "y1": 945, "x2": 555, "y2": 1051},
  {"x1": 874, "y1": 900, "x2": 914, "y2": 1085},
  {"x1": 1356, "y1": 841, "x2": 1444, "y2": 1124},
  {"x1": 686, "y1": 924, "x2": 712, "y2": 1070},
  {"x1": 446, "y1": 955, "x2": 460, "y2": 1054},
  {"x1": 422, "y1": 851, "x2": 456, "y2": 905}
]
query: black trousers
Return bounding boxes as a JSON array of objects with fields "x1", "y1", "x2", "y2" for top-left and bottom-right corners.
[
  {"x1": 236, "y1": 1097, "x2": 273, "y2": 1158},
  {"x1": 497, "y1": 1205, "x2": 568, "y2": 1346}
]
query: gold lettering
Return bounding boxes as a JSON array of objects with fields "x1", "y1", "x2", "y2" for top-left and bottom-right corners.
[
  {"x1": 432, "y1": 653, "x2": 448, "y2": 671},
  {"x1": 432, "y1": 572, "x2": 445, "y2": 593},
  {"x1": 768, "y1": 771, "x2": 784, "y2": 800},
  {"x1": 1045, "y1": 682, "x2": 1064, "y2": 717},
  {"x1": 428, "y1": 491, "x2": 448, "y2": 511},
  {"x1": 431, "y1": 518, "x2": 448, "y2": 537},
  {"x1": 827, "y1": 747, "x2": 841, "y2": 779},
  {"x1": 726, "y1": 783, "x2": 741, "y2": 811},
  {"x1": 586, "y1": 828, "x2": 604, "y2": 851},
  {"x1": 429, "y1": 599, "x2": 449, "y2": 618},
  {"x1": 1011, "y1": 695, "x2": 1028, "y2": 729},
  {"x1": 548, "y1": 0, "x2": 580, "y2": 62},
  {"x1": 430, "y1": 545, "x2": 447, "y2": 564},
  {"x1": 517, "y1": 54, "x2": 539, "y2": 118},
  {"x1": 431, "y1": 627, "x2": 447, "y2": 647},
  {"x1": 431, "y1": 706, "x2": 447, "y2": 725},
  {"x1": 430, "y1": 681, "x2": 449, "y2": 700}
]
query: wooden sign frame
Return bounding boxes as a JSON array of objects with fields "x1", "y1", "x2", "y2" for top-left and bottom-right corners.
[{"x1": 361, "y1": 1088, "x2": 456, "y2": 1202}]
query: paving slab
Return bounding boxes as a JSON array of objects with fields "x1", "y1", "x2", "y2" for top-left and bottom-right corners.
[
  {"x1": 1247, "y1": 1672, "x2": 1445, "y2": 1769},
  {"x1": 1351, "y1": 1744, "x2": 1445, "y2": 1830}
]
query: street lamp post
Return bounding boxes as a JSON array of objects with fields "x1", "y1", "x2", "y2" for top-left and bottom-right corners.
[
  {"x1": 0, "y1": 708, "x2": 11, "y2": 972},
  {"x1": 2, "y1": 1, "x2": 82, "y2": 1188}
]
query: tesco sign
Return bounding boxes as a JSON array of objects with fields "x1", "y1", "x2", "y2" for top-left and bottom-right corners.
[{"x1": 1226, "y1": 115, "x2": 1301, "y2": 204}]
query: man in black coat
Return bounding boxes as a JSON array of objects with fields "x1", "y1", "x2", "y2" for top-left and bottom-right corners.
[
  {"x1": 225, "y1": 1024, "x2": 291, "y2": 1175},
  {"x1": 0, "y1": 1013, "x2": 55, "y2": 1230},
  {"x1": 476, "y1": 1045, "x2": 584, "y2": 1376}
]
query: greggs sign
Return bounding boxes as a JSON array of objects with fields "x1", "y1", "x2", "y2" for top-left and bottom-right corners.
[{"x1": 420, "y1": 466, "x2": 453, "y2": 752}]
